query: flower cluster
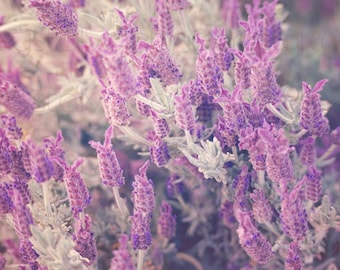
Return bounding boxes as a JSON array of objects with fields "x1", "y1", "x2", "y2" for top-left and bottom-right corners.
[{"x1": 0, "y1": 0, "x2": 340, "y2": 269}]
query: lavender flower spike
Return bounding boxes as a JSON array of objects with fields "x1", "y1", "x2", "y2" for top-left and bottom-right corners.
[
  {"x1": 110, "y1": 234, "x2": 135, "y2": 270},
  {"x1": 89, "y1": 126, "x2": 124, "y2": 188},
  {"x1": 29, "y1": 0, "x2": 78, "y2": 38},
  {"x1": 132, "y1": 160, "x2": 156, "y2": 214},
  {"x1": 56, "y1": 158, "x2": 91, "y2": 217},
  {"x1": 89, "y1": 126, "x2": 128, "y2": 217},
  {"x1": 157, "y1": 201, "x2": 176, "y2": 240}
]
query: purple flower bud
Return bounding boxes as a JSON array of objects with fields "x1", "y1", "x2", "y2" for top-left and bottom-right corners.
[
  {"x1": 284, "y1": 242, "x2": 303, "y2": 270},
  {"x1": 0, "y1": 75, "x2": 35, "y2": 120},
  {"x1": 1, "y1": 115, "x2": 22, "y2": 140},
  {"x1": 131, "y1": 210, "x2": 153, "y2": 250},
  {"x1": 43, "y1": 131, "x2": 65, "y2": 182},
  {"x1": 0, "y1": 183, "x2": 13, "y2": 215},
  {"x1": 151, "y1": 110, "x2": 170, "y2": 138},
  {"x1": 235, "y1": 51, "x2": 251, "y2": 90},
  {"x1": 19, "y1": 239, "x2": 38, "y2": 264},
  {"x1": 233, "y1": 166, "x2": 251, "y2": 199},
  {"x1": 11, "y1": 189, "x2": 33, "y2": 239},
  {"x1": 110, "y1": 234, "x2": 135, "y2": 270},
  {"x1": 0, "y1": 129, "x2": 13, "y2": 178},
  {"x1": 210, "y1": 28, "x2": 234, "y2": 71},
  {"x1": 221, "y1": 0, "x2": 241, "y2": 29},
  {"x1": 250, "y1": 189, "x2": 273, "y2": 223},
  {"x1": 150, "y1": 138, "x2": 170, "y2": 167},
  {"x1": 132, "y1": 161, "x2": 155, "y2": 214},
  {"x1": 73, "y1": 214, "x2": 97, "y2": 266},
  {"x1": 9, "y1": 147, "x2": 31, "y2": 181},
  {"x1": 116, "y1": 9, "x2": 139, "y2": 55},
  {"x1": 155, "y1": 0, "x2": 174, "y2": 39},
  {"x1": 68, "y1": 0, "x2": 85, "y2": 8},
  {"x1": 12, "y1": 178, "x2": 32, "y2": 206},
  {"x1": 305, "y1": 165, "x2": 322, "y2": 202},
  {"x1": 174, "y1": 94, "x2": 195, "y2": 133},
  {"x1": 181, "y1": 80, "x2": 204, "y2": 107},
  {"x1": 101, "y1": 87, "x2": 130, "y2": 127},
  {"x1": 29, "y1": 0, "x2": 78, "y2": 38},
  {"x1": 220, "y1": 200, "x2": 237, "y2": 229},
  {"x1": 252, "y1": 62, "x2": 281, "y2": 106},
  {"x1": 26, "y1": 140, "x2": 54, "y2": 183},
  {"x1": 259, "y1": 1, "x2": 282, "y2": 48},
  {"x1": 89, "y1": 126, "x2": 124, "y2": 187},
  {"x1": 236, "y1": 211, "x2": 273, "y2": 264},
  {"x1": 157, "y1": 201, "x2": 176, "y2": 239},
  {"x1": 57, "y1": 159, "x2": 91, "y2": 216},
  {"x1": 195, "y1": 33, "x2": 223, "y2": 97},
  {"x1": 135, "y1": 98, "x2": 151, "y2": 117},
  {"x1": 281, "y1": 181, "x2": 308, "y2": 241},
  {"x1": 299, "y1": 136, "x2": 316, "y2": 166},
  {"x1": 166, "y1": 173, "x2": 183, "y2": 198},
  {"x1": 300, "y1": 80, "x2": 329, "y2": 136},
  {"x1": 167, "y1": 0, "x2": 189, "y2": 10}
]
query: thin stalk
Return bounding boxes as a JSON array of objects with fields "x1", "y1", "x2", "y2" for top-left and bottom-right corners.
[
  {"x1": 257, "y1": 170, "x2": 265, "y2": 187},
  {"x1": 176, "y1": 253, "x2": 204, "y2": 270},
  {"x1": 42, "y1": 182, "x2": 52, "y2": 216},
  {"x1": 266, "y1": 103, "x2": 293, "y2": 124},
  {"x1": 112, "y1": 187, "x2": 128, "y2": 218},
  {"x1": 317, "y1": 144, "x2": 338, "y2": 163},
  {"x1": 231, "y1": 146, "x2": 238, "y2": 163},
  {"x1": 137, "y1": 249, "x2": 145, "y2": 270},
  {"x1": 118, "y1": 126, "x2": 151, "y2": 146}
]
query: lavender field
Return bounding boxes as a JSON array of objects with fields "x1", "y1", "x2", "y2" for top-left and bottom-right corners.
[{"x1": 0, "y1": 0, "x2": 340, "y2": 269}]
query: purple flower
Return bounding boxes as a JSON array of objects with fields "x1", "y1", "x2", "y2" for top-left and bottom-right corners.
[
  {"x1": 236, "y1": 211, "x2": 273, "y2": 265},
  {"x1": 174, "y1": 94, "x2": 195, "y2": 133},
  {"x1": 300, "y1": 79, "x2": 330, "y2": 136},
  {"x1": 221, "y1": 0, "x2": 241, "y2": 29},
  {"x1": 26, "y1": 139, "x2": 54, "y2": 183},
  {"x1": 220, "y1": 200, "x2": 237, "y2": 229},
  {"x1": 299, "y1": 136, "x2": 316, "y2": 166},
  {"x1": 0, "y1": 74, "x2": 35, "y2": 120},
  {"x1": 11, "y1": 189, "x2": 34, "y2": 239},
  {"x1": 195, "y1": 33, "x2": 223, "y2": 97},
  {"x1": 110, "y1": 234, "x2": 135, "y2": 270},
  {"x1": 167, "y1": 0, "x2": 189, "y2": 10},
  {"x1": 235, "y1": 51, "x2": 251, "y2": 90},
  {"x1": 181, "y1": 79, "x2": 204, "y2": 107},
  {"x1": 210, "y1": 28, "x2": 234, "y2": 71},
  {"x1": 131, "y1": 210, "x2": 153, "y2": 250},
  {"x1": 89, "y1": 126, "x2": 125, "y2": 187},
  {"x1": 280, "y1": 181, "x2": 308, "y2": 241},
  {"x1": 19, "y1": 239, "x2": 38, "y2": 264},
  {"x1": 56, "y1": 158, "x2": 91, "y2": 217},
  {"x1": 29, "y1": 0, "x2": 78, "y2": 38},
  {"x1": 330, "y1": 126, "x2": 340, "y2": 145},
  {"x1": 116, "y1": 9, "x2": 139, "y2": 55},
  {"x1": 157, "y1": 201, "x2": 176, "y2": 239},
  {"x1": 68, "y1": 0, "x2": 85, "y2": 8},
  {"x1": 150, "y1": 138, "x2": 170, "y2": 167},
  {"x1": 284, "y1": 242, "x2": 303, "y2": 270},
  {"x1": 132, "y1": 161, "x2": 155, "y2": 214},
  {"x1": 101, "y1": 87, "x2": 131, "y2": 127},
  {"x1": 0, "y1": 129, "x2": 13, "y2": 178},
  {"x1": 73, "y1": 214, "x2": 97, "y2": 266},
  {"x1": 250, "y1": 189, "x2": 273, "y2": 223},
  {"x1": 1, "y1": 114, "x2": 22, "y2": 140},
  {"x1": 151, "y1": 110, "x2": 170, "y2": 138},
  {"x1": 155, "y1": 0, "x2": 173, "y2": 39},
  {"x1": 305, "y1": 165, "x2": 322, "y2": 202},
  {"x1": 0, "y1": 183, "x2": 13, "y2": 215}
]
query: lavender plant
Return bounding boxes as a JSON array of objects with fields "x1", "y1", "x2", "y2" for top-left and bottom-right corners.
[{"x1": 0, "y1": 0, "x2": 340, "y2": 269}]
